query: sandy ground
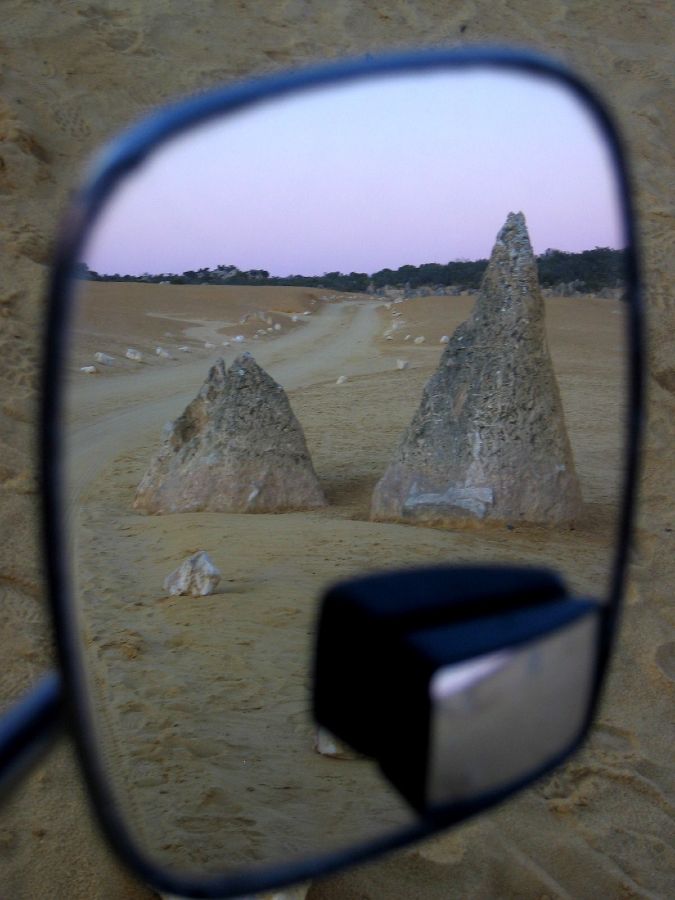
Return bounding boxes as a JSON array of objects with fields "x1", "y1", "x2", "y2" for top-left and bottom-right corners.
[
  {"x1": 63, "y1": 283, "x2": 628, "y2": 876},
  {"x1": 0, "y1": 3, "x2": 673, "y2": 899}
]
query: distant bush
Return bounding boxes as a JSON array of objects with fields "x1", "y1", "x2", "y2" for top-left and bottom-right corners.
[
  {"x1": 76, "y1": 247, "x2": 626, "y2": 294},
  {"x1": 537, "y1": 247, "x2": 625, "y2": 292}
]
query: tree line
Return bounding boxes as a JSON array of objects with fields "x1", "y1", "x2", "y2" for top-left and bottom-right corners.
[{"x1": 76, "y1": 247, "x2": 625, "y2": 294}]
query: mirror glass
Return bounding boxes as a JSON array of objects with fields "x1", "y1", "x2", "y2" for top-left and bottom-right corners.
[
  {"x1": 62, "y1": 69, "x2": 627, "y2": 876},
  {"x1": 428, "y1": 609, "x2": 599, "y2": 806}
]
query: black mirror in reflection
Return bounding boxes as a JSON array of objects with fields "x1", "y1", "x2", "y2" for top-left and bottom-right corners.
[{"x1": 61, "y1": 69, "x2": 627, "y2": 876}]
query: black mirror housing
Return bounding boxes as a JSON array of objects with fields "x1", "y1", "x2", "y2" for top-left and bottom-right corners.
[{"x1": 314, "y1": 566, "x2": 600, "y2": 813}]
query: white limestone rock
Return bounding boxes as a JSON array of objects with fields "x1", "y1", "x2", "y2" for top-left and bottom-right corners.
[
  {"x1": 94, "y1": 352, "x2": 115, "y2": 366},
  {"x1": 125, "y1": 348, "x2": 142, "y2": 361},
  {"x1": 164, "y1": 551, "x2": 221, "y2": 597},
  {"x1": 314, "y1": 728, "x2": 362, "y2": 760}
]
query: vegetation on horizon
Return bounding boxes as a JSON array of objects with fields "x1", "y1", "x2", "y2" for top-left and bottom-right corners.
[{"x1": 77, "y1": 247, "x2": 625, "y2": 294}]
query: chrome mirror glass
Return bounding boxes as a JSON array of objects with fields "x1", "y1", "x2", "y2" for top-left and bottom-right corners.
[{"x1": 52, "y1": 60, "x2": 632, "y2": 889}]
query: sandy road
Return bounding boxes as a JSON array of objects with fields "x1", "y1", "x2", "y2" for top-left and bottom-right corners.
[{"x1": 65, "y1": 298, "x2": 384, "y2": 501}]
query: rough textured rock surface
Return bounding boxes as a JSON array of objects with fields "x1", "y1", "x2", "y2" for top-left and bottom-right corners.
[
  {"x1": 163, "y1": 551, "x2": 221, "y2": 597},
  {"x1": 371, "y1": 213, "x2": 582, "y2": 526},
  {"x1": 134, "y1": 354, "x2": 326, "y2": 513}
]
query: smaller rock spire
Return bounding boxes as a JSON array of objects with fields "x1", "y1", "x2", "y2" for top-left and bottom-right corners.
[{"x1": 134, "y1": 354, "x2": 326, "y2": 514}]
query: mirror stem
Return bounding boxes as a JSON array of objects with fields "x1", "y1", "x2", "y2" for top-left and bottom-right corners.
[{"x1": 0, "y1": 672, "x2": 65, "y2": 798}]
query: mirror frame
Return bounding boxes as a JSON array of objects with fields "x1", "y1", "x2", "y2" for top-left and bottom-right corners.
[{"x1": 41, "y1": 46, "x2": 644, "y2": 898}]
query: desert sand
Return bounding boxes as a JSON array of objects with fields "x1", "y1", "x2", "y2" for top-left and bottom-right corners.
[
  {"x1": 0, "y1": 3, "x2": 673, "y2": 899},
  {"x1": 65, "y1": 281, "x2": 626, "y2": 876}
]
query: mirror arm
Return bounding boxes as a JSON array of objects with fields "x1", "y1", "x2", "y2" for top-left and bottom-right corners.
[{"x1": 0, "y1": 672, "x2": 65, "y2": 798}]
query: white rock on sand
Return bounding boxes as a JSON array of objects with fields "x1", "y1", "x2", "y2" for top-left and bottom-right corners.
[
  {"x1": 413, "y1": 336, "x2": 426, "y2": 345},
  {"x1": 156, "y1": 347, "x2": 172, "y2": 359},
  {"x1": 440, "y1": 335, "x2": 450, "y2": 344},
  {"x1": 396, "y1": 359, "x2": 409, "y2": 370},
  {"x1": 80, "y1": 365, "x2": 97, "y2": 374},
  {"x1": 163, "y1": 551, "x2": 221, "y2": 597},
  {"x1": 314, "y1": 727, "x2": 362, "y2": 760},
  {"x1": 336, "y1": 375, "x2": 348, "y2": 385},
  {"x1": 94, "y1": 351, "x2": 115, "y2": 365},
  {"x1": 125, "y1": 348, "x2": 142, "y2": 361}
]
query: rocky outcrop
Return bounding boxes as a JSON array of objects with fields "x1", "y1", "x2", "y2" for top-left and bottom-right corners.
[
  {"x1": 134, "y1": 354, "x2": 326, "y2": 513},
  {"x1": 164, "y1": 551, "x2": 221, "y2": 596},
  {"x1": 371, "y1": 212, "x2": 582, "y2": 526}
]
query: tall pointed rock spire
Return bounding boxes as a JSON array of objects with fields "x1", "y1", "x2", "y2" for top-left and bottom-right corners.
[{"x1": 371, "y1": 212, "x2": 582, "y2": 526}]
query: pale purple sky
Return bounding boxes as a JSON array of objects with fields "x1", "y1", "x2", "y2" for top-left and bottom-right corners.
[{"x1": 82, "y1": 69, "x2": 624, "y2": 277}]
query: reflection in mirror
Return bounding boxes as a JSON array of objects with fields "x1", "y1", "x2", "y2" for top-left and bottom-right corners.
[
  {"x1": 63, "y1": 69, "x2": 627, "y2": 875},
  {"x1": 427, "y1": 609, "x2": 598, "y2": 806}
]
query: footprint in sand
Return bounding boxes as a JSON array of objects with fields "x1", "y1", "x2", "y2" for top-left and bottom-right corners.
[{"x1": 654, "y1": 641, "x2": 675, "y2": 682}]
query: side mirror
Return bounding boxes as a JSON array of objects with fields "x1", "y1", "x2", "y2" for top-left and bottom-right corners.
[
  {"x1": 314, "y1": 566, "x2": 600, "y2": 816},
  {"x1": 34, "y1": 48, "x2": 641, "y2": 898}
]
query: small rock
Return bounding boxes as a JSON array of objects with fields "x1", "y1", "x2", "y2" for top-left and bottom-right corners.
[
  {"x1": 233, "y1": 335, "x2": 246, "y2": 343},
  {"x1": 314, "y1": 728, "x2": 362, "y2": 760},
  {"x1": 440, "y1": 335, "x2": 450, "y2": 344},
  {"x1": 204, "y1": 342, "x2": 215, "y2": 349},
  {"x1": 273, "y1": 323, "x2": 282, "y2": 331},
  {"x1": 222, "y1": 341, "x2": 230, "y2": 347},
  {"x1": 404, "y1": 334, "x2": 411, "y2": 341},
  {"x1": 156, "y1": 347, "x2": 172, "y2": 359},
  {"x1": 396, "y1": 359, "x2": 409, "y2": 370},
  {"x1": 178, "y1": 346, "x2": 190, "y2": 353},
  {"x1": 413, "y1": 336, "x2": 426, "y2": 345},
  {"x1": 336, "y1": 375, "x2": 348, "y2": 385},
  {"x1": 125, "y1": 348, "x2": 142, "y2": 362},
  {"x1": 80, "y1": 365, "x2": 97, "y2": 374},
  {"x1": 163, "y1": 551, "x2": 221, "y2": 597},
  {"x1": 94, "y1": 352, "x2": 115, "y2": 366},
  {"x1": 303, "y1": 310, "x2": 311, "y2": 316}
]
